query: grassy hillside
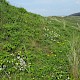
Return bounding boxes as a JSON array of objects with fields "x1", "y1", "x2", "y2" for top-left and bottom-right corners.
[{"x1": 0, "y1": 0, "x2": 80, "y2": 80}]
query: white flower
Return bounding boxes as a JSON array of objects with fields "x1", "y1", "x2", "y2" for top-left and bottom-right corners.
[
  {"x1": 17, "y1": 56, "x2": 20, "y2": 59},
  {"x1": 15, "y1": 63, "x2": 18, "y2": 65},
  {"x1": 19, "y1": 58, "x2": 26, "y2": 67},
  {"x1": 54, "y1": 32, "x2": 59, "y2": 37},
  {"x1": 67, "y1": 76, "x2": 70, "y2": 80},
  {"x1": 29, "y1": 63, "x2": 31, "y2": 65},
  {"x1": 52, "y1": 31, "x2": 53, "y2": 33},
  {"x1": 3, "y1": 65, "x2": 6, "y2": 69},
  {"x1": 0, "y1": 67, "x2": 2, "y2": 71},
  {"x1": 47, "y1": 28, "x2": 49, "y2": 31}
]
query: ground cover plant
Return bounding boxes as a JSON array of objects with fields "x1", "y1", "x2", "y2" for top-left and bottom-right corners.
[{"x1": 0, "y1": 0, "x2": 80, "y2": 80}]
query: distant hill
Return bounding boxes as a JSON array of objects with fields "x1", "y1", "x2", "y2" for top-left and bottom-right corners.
[{"x1": 69, "y1": 12, "x2": 80, "y2": 16}]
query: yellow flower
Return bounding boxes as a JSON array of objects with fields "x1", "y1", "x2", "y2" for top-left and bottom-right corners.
[{"x1": 47, "y1": 54, "x2": 50, "y2": 56}]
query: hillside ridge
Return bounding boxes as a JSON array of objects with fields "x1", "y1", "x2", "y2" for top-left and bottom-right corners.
[{"x1": 69, "y1": 12, "x2": 80, "y2": 16}]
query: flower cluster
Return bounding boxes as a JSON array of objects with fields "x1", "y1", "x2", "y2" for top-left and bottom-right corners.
[
  {"x1": 16, "y1": 55, "x2": 27, "y2": 71},
  {"x1": 0, "y1": 51, "x2": 28, "y2": 74},
  {"x1": 43, "y1": 27, "x2": 60, "y2": 42}
]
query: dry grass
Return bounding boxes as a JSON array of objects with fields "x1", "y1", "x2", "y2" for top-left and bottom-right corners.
[{"x1": 67, "y1": 33, "x2": 80, "y2": 80}]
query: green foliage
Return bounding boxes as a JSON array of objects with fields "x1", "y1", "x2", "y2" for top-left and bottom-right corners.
[{"x1": 0, "y1": 0, "x2": 80, "y2": 80}]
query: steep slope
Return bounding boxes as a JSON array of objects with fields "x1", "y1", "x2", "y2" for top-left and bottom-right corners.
[
  {"x1": 0, "y1": 0, "x2": 80, "y2": 80},
  {"x1": 0, "y1": 0, "x2": 45, "y2": 53}
]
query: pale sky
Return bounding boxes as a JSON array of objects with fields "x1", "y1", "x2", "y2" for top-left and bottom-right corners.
[{"x1": 6, "y1": 0, "x2": 80, "y2": 16}]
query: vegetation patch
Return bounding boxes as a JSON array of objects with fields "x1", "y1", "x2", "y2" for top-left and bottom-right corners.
[{"x1": 0, "y1": 0, "x2": 80, "y2": 80}]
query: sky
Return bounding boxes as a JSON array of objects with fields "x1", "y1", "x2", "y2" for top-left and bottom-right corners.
[{"x1": 6, "y1": 0, "x2": 80, "y2": 16}]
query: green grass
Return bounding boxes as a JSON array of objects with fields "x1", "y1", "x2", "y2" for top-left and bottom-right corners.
[{"x1": 0, "y1": 0, "x2": 80, "y2": 80}]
